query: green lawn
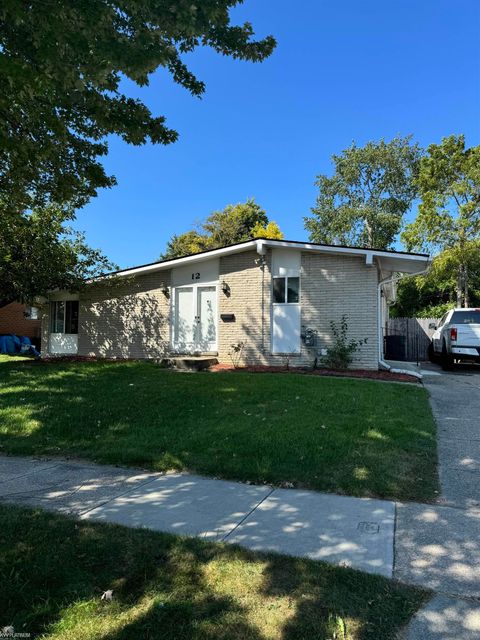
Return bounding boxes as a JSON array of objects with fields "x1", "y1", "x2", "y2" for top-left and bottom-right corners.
[
  {"x1": 0, "y1": 358, "x2": 438, "y2": 501},
  {"x1": 0, "y1": 504, "x2": 427, "y2": 640}
]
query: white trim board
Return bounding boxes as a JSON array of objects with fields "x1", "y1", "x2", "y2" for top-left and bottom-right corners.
[{"x1": 95, "y1": 239, "x2": 430, "y2": 281}]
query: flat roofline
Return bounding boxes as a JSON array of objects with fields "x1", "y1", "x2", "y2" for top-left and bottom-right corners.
[{"x1": 97, "y1": 238, "x2": 429, "y2": 280}]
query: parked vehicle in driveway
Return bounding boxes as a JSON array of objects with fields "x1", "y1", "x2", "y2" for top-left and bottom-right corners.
[{"x1": 429, "y1": 309, "x2": 480, "y2": 369}]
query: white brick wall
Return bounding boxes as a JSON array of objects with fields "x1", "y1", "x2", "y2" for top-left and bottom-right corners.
[
  {"x1": 42, "y1": 272, "x2": 171, "y2": 359},
  {"x1": 300, "y1": 252, "x2": 379, "y2": 369},
  {"x1": 41, "y1": 249, "x2": 380, "y2": 369},
  {"x1": 78, "y1": 272, "x2": 171, "y2": 358},
  {"x1": 218, "y1": 249, "x2": 379, "y2": 369}
]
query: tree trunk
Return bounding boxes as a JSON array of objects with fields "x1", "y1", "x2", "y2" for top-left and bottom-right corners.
[
  {"x1": 464, "y1": 265, "x2": 470, "y2": 308},
  {"x1": 456, "y1": 267, "x2": 463, "y2": 307},
  {"x1": 457, "y1": 263, "x2": 469, "y2": 308},
  {"x1": 364, "y1": 218, "x2": 373, "y2": 246}
]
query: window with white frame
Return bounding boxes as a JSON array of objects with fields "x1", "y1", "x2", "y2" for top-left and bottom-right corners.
[
  {"x1": 50, "y1": 301, "x2": 79, "y2": 334},
  {"x1": 25, "y1": 306, "x2": 39, "y2": 320},
  {"x1": 272, "y1": 276, "x2": 300, "y2": 304}
]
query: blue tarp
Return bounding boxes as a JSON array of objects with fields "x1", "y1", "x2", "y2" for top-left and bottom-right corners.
[{"x1": 0, "y1": 334, "x2": 40, "y2": 357}]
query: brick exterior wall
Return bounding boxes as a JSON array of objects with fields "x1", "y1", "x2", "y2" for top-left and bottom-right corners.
[
  {"x1": 0, "y1": 303, "x2": 41, "y2": 340},
  {"x1": 41, "y1": 249, "x2": 380, "y2": 369},
  {"x1": 218, "y1": 250, "x2": 273, "y2": 365},
  {"x1": 218, "y1": 249, "x2": 379, "y2": 369},
  {"x1": 300, "y1": 252, "x2": 379, "y2": 369},
  {"x1": 41, "y1": 271, "x2": 171, "y2": 358}
]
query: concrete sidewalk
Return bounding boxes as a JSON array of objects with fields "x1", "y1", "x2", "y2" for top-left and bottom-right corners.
[
  {"x1": 0, "y1": 454, "x2": 394, "y2": 577},
  {"x1": 2, "y1": 452, "x2": 480, "y2": 638}
]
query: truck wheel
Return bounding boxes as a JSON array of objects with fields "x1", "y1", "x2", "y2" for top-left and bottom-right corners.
[{"x1": 441, "y1": 342, "x2": 454, "y2": 371}]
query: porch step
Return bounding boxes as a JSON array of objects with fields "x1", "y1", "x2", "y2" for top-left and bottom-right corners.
[{"x1": 162, "y1": 356, "x2": 219, "y2": 371}]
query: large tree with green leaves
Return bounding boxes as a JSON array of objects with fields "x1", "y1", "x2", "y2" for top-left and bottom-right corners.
[
  {"x1": 202, "y1": 198, "x2": 269, "y2": 247},
  {"x1": 305, "y1": 136, "x2": 422, "y2": 249},
  {"x1": 0, "y1": 207, "x2": 115, "y2": 304},
  {"x1": 161, "y1": 199, "x2": 283, "y2": 258},
  {"x1": 0, "y1": 1, "x2": 275, "y2": 213},
  {"x1": 161, "y1": 230, "x2": 208, "y2": 262},
  {"x1": 402, "y1": 135, "x2": 480, "y2": 307},
  {"x1": 391, "y1": 241, "x2": 480, "y2": 318}
]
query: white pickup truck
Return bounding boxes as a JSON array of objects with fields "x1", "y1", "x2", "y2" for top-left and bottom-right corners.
[{"x1": 429, "y1": 308, "x2": 480, "y2": 369}]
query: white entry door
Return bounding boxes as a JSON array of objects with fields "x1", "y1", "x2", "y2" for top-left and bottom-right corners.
[
  {"x1": 197, "y1": 286, "x2": 217, "y2": 351},
  {"x1": 272, "y1": 305, "x2": 301, "y2": 354},
  {"x1": 173, "y1": 285, "x2": 217, "y2": 353},
  {"x1": 271, "y1": 275, "x2": 301, "y2": 354},
  {"x1": 174, "y1": 287, "x2": 196, "y2": 352}
]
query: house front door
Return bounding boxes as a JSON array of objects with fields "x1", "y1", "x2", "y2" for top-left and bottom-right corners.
[{"x1": 173, "y1": 285, "x2": 217, "y2": 353}]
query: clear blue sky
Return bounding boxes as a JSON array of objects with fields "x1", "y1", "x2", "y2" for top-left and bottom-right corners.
[{"x1": 76, "y1": 0, "x2": 480, "y2": 269}]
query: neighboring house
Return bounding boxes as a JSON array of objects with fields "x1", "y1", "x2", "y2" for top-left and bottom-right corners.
[
  {"x1": 40, "y1": 238, "x2": 429, "y2": 369},
  {"x1": 0, "y1": 302, "x2": 41, "y2": 346}
]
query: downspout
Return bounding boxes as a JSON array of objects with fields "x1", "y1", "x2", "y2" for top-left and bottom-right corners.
[
  {"x1": 377, "y1": 274, "x2": 397, "y2": 372},
  {"x1": 256, "y1": 240, "x2": 267, "y2": 354},
  {"x1": 377, "y1": 268, "x2": 429, "y2": 379}
]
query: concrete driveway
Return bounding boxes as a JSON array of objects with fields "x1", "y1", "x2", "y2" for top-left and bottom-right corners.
[
  {"x1": 397, "y1": 363, "x2": 480, "y2": 639},
  {"x1": 422, "y1": 362, "x2": 480, "y2": 509}
]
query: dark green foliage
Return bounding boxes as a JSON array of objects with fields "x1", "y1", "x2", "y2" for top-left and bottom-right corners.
[
  {"x1": 402, "y1": 135, "x2": 480, "y2": 307},
  {"x1": 391, "y1": 241, "x2": 480, "y2": 318},
  {"x1": 321, "y1": 315, "x2": 368, "y2": 369},
  {"x1": 161, "y1": 198, "x2": 283, "y2": 258},
  {"x1": 0, "y1": 206, "x2": 115, "y2": 303},
  {"x1": 0, "y1": 1, "x2": 275, "y2": 212}
]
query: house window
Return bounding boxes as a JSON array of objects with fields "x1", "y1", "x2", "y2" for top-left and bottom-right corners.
[
  {"x1": 50, "y1": 301, "x2": 79, "y2": 334},
  {"x1": 272, "y1": 277, "x2": 300, "y2": 304},
  {"x1": 25, "y1": 306, "x2": 39, "y2": 320}
]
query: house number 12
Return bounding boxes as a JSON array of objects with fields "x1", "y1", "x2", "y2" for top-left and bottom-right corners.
[{"x1": 191, "y1": 272, "x2": 200, "y2": 280}]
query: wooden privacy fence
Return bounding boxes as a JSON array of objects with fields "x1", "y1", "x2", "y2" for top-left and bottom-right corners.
[{"x1": 384, "y1": 317, "x2": 440, "y2": 363}]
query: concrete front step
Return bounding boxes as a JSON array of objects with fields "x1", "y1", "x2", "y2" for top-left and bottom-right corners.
[{"x1": 161, "y1": 356, "x2": 219, "y2": 371}]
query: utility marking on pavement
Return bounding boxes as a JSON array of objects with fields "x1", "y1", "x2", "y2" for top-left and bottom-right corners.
[{"x1": 357, "y1": 521, "x2": 380, "y2": 534}]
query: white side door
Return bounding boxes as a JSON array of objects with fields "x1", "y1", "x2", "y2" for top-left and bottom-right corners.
[
  {"x1": 271, "y1": 275, "x2": 301, "y2": 354},
  {"x1": 174, "y1": 287, "x2": 196, "y2": 352},
  {"x1": 272, "y1": 305, "x2": 301, "y2": 354},
  {"x1": 197, "y1": 286, "x2": 217, "y2": 352}
]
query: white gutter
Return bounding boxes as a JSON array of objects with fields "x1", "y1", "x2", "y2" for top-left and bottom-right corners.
[
  {"x1": 260, "y1": 239, "x2": 429, "y2": 264},
  {"x1": 94, "y1": 238, "x2": 428, "y2": 281},
  {"x1": 377, "y1": 265, "x2": 430, "y2": 379}
]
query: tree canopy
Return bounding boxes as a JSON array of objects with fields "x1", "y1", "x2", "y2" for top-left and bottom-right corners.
[
  {"x1": 402, "y1": 135, "x2": 480, "y2": 307},
  {"x1": 0, "y1": 207, "x2": 115, "y2": 304},
  {"x1": 305, "y1": 137, "x2": 421, "y2": 249},
  {"x1": 391, "y1": 241, "x2": 480, "y2": 318},
  {"x1": 0, "y1": 1, "x2": 276, "y2": 213},
  {"x1": 161, "y1": 199, "x2": 284, "y2": 259}
]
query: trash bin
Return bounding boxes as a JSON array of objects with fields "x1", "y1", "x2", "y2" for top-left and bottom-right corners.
[{"x1": 384, "y1": 335, "x2": 406, "y2": 360}]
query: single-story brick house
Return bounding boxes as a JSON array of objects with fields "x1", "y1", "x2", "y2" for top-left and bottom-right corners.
[{"x1": 39, "y1": 238, "x2": 429, "y2": 369}]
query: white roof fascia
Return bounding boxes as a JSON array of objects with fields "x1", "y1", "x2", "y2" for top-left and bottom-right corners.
[
  {"x1": 260, "y1": 239, "x2": 429, "y2": 266},
  {"x1": 96, "y1": 238, "x2": 429, "y2": 281},
  {"x1": 101, "y1": 240, "x2": 259, "y2": 280}
]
